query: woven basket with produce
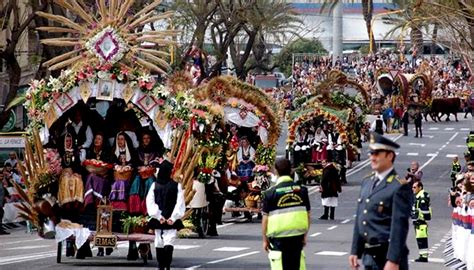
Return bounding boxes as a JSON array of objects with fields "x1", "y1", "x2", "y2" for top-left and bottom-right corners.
[
  {"x1": 138, "y1": 166, "x2": 155, "y2": 179},
  {"x1": 114, "y1": 165, "x2": 133, "y2": 181},
  {"x1": 244, "y1": 194, "x2": 261, "y2": 209},
  {"x1": 83, "y1": 159, "x2": 113, "y2": 176}
]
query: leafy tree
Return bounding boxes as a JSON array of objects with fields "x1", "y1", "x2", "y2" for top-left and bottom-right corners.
[
  {"x1": 274, "y1": 38, "x2": 327, "y2": 76},
  {"x1": 173, "y1": 0, "x2": 302, "y2": 81}
]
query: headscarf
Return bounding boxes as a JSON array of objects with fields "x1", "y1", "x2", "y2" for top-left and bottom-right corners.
[
  {"x1": 114, "y1": 132, "x2": 131, "y2": 162},
  {"x1": 156, "y1": 160, "x2": 173, "y2": 185}
]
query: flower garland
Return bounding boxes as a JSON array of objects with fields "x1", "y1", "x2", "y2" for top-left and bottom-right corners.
[
  {"x1": 287, "y1": 108, "x2": 349, "y2": 144},
  {"x1": 24, "y1": 63, "x2": 174, "y2": 130},
  {"x1": 197, "y1": 153, "x2": 220, "y2": 184},
  {"x1": 254, "y1": 144, "x2": 276, "y2": 167}
]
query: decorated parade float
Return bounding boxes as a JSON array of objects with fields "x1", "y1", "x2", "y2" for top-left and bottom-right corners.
[
  {"x1": 191, "y1": 76, "x2": 281, "y2": 215},
  {"x1": 11, "y1": 0, "x2": 282, "y2": 264},
  {"x1": 288, "y1": 70, "x2": 369, "y2": 184},
  {"x1": 375, "y1": 66, "x2": 434, "y2": 115},
  {"x1": 10, "y1": 0, "x2": 225, "y2": 264}
]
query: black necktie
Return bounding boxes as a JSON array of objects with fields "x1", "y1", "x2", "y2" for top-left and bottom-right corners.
[{"x1": 371, "y1": 176, "x2": 380, "y2": 192}]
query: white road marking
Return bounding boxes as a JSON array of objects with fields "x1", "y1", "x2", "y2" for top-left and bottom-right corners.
[
  {"x1": 434, "y1": 243, "x2": 441, "y2": 247},
  {"x1": 217, "y1": 223, "x2": 235, "y2": 229},
  {"x1": 446, "y1": 154, "x2": 458, "y2": 158},
  {"x1": 407, "y1": 153, "x2": 419, "y2": 156},
  {"x1": 426, "y1": 153, "x2": 437, "y2": 157},
  {"x1": 4, "y1": 245, "x2": 52, "y2": 250},
  {"x1": 429, "y1": 127, "x2": 439, "y2": 130},
  {"x1": 310, "y1": 232, "x2": 322, "y2": 237},
  {"x1": 460, "y1": 128, "x2": 470, "y2": 131},
  {"x1": 0, "y1": 251, "x2": 58, "y2": 265},
  {"x1": 429, "y1": 258, "x2": 445, "y2": 263},
  {"x1": 445, "y1": 127, "x2": 454, "y2": 131},
  {"x1": 409, "y1": 143, "x2": 425, "y2": 147},
  {"x1": 456, "y1": 145, "x2": 467, "y2": 148},
  {"x1": 175, "y1": 245, "x2": 201, "y2": 250},
  {"x1": 423, "y1": 135, "x2": 434, "y2": 138},
  {"x1": 341, "y1": 219, "x2": 351, "y2": 224},
  {"x1": 185, "y1": 251, "x2": 260, "y2": 269},
  {"x1": 0, "y1": 238, "x2": 43, "y2": 246},
  {"x1": 347, "y1": 134, "x2": 403, "y2": 177},
  {"x1": 448, "y1": 132, "x2": 459, "y2": 142},
  {"x1": 214, "y1": 247, "x2": 250, "y2": 252},
  {"x1": 327, "y1": 226, "x2": 338, "y2": 231},
  {"x1": 315, "y1": 251, "x2": 347, "y2": 256},
  {"x1": 420, "y1": 151, "x2": 439, "y2": 170}
]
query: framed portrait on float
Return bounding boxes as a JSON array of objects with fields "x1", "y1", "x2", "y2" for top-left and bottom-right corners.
[
  {"x1": 97, "y1": 79, "x2": 115, "y2": 101},
  {"x1": 55, "y1": 93, "x2": 74, "y2": 112}
]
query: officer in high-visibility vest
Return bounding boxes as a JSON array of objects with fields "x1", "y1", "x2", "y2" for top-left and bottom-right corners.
[
  {"x1": 411, "y1": 181, "x2": 431, "y2": 263},
  {"x1": 262, "y1": 158, "x2": 311, "y2": 270},
  {"x1": 450, "y1": 155, "x2": 462, "y2": 187}
]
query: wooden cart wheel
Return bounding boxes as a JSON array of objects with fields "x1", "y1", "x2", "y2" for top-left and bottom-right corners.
[{"x1": 57, "y1": 242, "x2": 62, "y2": 263}]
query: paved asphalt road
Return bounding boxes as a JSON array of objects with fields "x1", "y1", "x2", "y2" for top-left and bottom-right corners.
[{"x1": 0, "y1": 114, "x2": 472, "y2": 269}]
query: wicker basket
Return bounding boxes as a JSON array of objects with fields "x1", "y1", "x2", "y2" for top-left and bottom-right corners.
[
  {"x1": 245, "y1": 198, "x2": 257, "y2": 209},
  {"x1": 85, "y1": 164, "x2": 110, "y2": 176},
  {"x1": 114, "y1": 169, "x2": 133, "y2": 181},
  {"x1": 138, "y1": 167, "x2": 155, "y2": 179}
]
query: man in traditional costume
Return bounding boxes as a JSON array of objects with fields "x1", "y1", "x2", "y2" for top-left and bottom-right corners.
[{"x1": 146, "y1": 160, "x2": 185, "y2": 270}]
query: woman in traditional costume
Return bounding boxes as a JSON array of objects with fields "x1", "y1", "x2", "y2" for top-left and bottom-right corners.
[
  {"x1": 129, "y1": 132, "x2": 159, "y2": 215},
  {"x1": 109, "y1": 132, "x2": 135, "y2": 211},
  {"x1": 312, "y1": 126, "x2": 328, "y2": 162},
  {"x1": 81, "y1": 132, "x2": 112, "y2": 258},
  {"x1": 59, "y1": 133, "x2": 82, "y2": 173},
  {"x1": 146, "y1": 160, "x2": 185, "y2": 270},
  {"x1": 83, "y1": 132, "x2": 112, "y2": 207},
  {"x1": 236, "y1": 136, "x2": 255, "y2": 181}
]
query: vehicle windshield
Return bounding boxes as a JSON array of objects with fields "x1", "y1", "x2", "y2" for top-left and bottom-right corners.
[{"x1": 254, "y1": 79, "x2": 277, "y2": 89}]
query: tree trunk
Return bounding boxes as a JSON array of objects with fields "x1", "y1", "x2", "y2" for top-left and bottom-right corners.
[
  {"x1": 362, "y1": 0, "x2": 376, "y2": 53},
  {"x1": 430, "y1": 23, "x2": 438, "y2": 55},
  {"x1": 410, "y1": 25, "x2": 423, "y2": 57}
]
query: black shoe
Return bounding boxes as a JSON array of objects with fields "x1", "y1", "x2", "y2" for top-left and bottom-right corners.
[
  {"x1": 0, "y1": 230, "x2": 10, "y2": 235},
  {"x1": 105, "y1": 248, "x2": 113, "y2": 256},
  {"x1": 319, "y1": 215, "x2": 328, "y2": 220},
  {"x1": 414, "y1": 257, "x2": 428, "y2": 262},
  {"x1": 96, "y1": 249, "x2": 104, "y2": 257}
]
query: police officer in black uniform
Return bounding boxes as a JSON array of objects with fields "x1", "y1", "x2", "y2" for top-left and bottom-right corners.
[{"x1": 349, "y1": 132, "x2": 413, "y2": 270}]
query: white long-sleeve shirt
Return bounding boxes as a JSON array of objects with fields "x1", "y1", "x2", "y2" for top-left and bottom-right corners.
[{"x1": 146, "y1": 182, "x2": 185, "y2": 223}]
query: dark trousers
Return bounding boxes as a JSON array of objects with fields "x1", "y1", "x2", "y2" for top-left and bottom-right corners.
[
  {"x1": 362, "y1": 246, "x2": 408, "y2": 270},
  {"x1": 269, "y1": 235, "x2": 304, "y2": 270},
  {"x1": 415, "y1": 125, "x2": 422, "y2": 137},
  {"x1": 403, "y1": 122, "x2": 408, "y2": 135}
]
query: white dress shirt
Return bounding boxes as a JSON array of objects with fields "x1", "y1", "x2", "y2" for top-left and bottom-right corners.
[{"x1": 146, "y1": 182, "x2": 185, "y2": 222}]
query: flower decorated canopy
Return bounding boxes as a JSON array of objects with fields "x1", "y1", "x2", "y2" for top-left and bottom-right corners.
[
  {"x1": 36, "y1": 0, "x2": 176, "y2": 73},
  {"x1": 192, "y1": 76, "x2": 281, "y2": 146}
]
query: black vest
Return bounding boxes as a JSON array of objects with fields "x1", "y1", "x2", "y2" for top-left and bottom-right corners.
[
  {"x1": 375, "y1": 119, "x2": 384, "y2": 134},
  {"x1": 154, "y1": 181, "x2": 178, "y2": 219},
  {"x1": 68, "y1": 124, "x2": 88, "y2": 147}
]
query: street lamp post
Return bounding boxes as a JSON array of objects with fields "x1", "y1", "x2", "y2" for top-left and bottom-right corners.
[{"x1": 369, "y1": 9, "x2": 405, "y2": 54}]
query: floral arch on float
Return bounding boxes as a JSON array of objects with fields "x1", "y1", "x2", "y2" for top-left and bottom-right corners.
[
  {"x1": 17, "y1": 0, "x2": 226, "y2": 236},
  {"x1": 287, "y1": 70, "x2": 368, "y2": 168}
]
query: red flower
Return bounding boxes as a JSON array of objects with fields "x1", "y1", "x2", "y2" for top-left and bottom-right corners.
[
  {"x1": 145, "y1": 82, "x2": 153, "y2": 90},
  {"x1": 110, "y1": 74, "x2": 117, "y2": 80},
  {"x1": 157, "y1": 98, "x2": 165, "y2": 106},
  {"x1": 100, "y1": 63, "x2": 112, "y2": 71}
]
